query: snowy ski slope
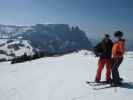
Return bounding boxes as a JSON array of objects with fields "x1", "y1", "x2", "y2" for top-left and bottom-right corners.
[{"x1": 0, "y1": 50, "x2": 133, "y2": 100}]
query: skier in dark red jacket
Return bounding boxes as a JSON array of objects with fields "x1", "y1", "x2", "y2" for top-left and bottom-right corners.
[{"x1": 94, "y1": 34, "x2": 113, "y2": 83}]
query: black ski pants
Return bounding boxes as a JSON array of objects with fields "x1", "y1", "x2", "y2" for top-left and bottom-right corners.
[{"x1": 112, "y1": 57, "x2": 123, "y2": 83}]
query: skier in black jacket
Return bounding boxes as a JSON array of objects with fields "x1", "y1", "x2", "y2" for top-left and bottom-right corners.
[{"x1": 94, "y1": 34, "x2": 113, "y2": 83}]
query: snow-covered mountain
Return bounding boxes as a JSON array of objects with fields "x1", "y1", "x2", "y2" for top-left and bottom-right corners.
[
  {"x1": 0, "y1": 24, "x2": 92, "y2": 60},
  {"x1": 0, "y1": 39, "x2": 34, "y2": 61},
  {"x1": 0, "y1": 24, "x2": 92, "y2": 53},
  {"x1": 0, "y1": 50, "x2": 133, "y2": 100}
]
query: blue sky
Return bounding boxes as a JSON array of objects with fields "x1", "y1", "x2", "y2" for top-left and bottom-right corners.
[{"x1": 0, "y1": 0, "x2": 132, "y2": 38}]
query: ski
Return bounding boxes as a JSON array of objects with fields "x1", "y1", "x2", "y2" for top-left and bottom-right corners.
[
  {"x1": 93, "y1": 85, "x2": 116, "y2": 90},
  {"x1": 86, "y1": 79, "x2": 124, "y2": 86},
  {"x1": 93, "y1": 82, "x2": 133, "y2": 90},
  {"x1": 86, "y1": 80, "x2": 108, "y2": 84},
  {"x1": 86, "y1": 81, "x2": 110, "y2": 86},
  {"x1": 89, "y1": 82, "x2": 109, "y2": 86}
]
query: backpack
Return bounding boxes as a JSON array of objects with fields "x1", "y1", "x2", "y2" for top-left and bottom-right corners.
[{"x1": 112, "y1": 39, "x2": 125, "y2": 58}]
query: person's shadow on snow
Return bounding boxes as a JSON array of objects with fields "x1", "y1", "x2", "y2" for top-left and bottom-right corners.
[{"x1": 120, "y1": 82, "x2": 133, "y2": 89}]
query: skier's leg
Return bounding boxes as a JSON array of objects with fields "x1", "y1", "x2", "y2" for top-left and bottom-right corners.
[
  {"x1": 106, "y1": 59, "x2": 111, "y2": 81},
  {"x1": 112, "y1": 59, "x2": 118, "y2": 82},
  {"x1": 112, "y1": 59, "x2": 121, "y2": 84},
  {"x1": 117, "y1": 57, "x2": 123, "y2": 68},
  {"x1": 115, "y1": 63, "x2": 120, "y2": 80},
  {"x1": 116, "y1": 57, "x2": 123, "y2": 81},
  {"x1": 95, "y1": 58, "x2": 105, "y2": 81}
]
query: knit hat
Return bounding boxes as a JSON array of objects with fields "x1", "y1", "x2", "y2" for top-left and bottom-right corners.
[{"x1": 114, "y1": 31, "x2": 123, "y2": 37}]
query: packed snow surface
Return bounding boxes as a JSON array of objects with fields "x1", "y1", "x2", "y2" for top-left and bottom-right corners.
[{"x1": 0, "y1": 50, "x2": 133, "y2": 100}]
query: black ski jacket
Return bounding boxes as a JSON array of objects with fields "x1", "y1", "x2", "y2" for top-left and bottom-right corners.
[{"x1": 94, "y1": 39, "x2": 113, "y2": 59}]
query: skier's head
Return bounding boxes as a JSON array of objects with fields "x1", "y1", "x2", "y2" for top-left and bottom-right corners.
[
  {"x1": 114, "y1": 31, "x2": 123, "y2": 39},
  {"x1": 105, "y1": 34, "x2": 110, "y2": 38},
  {"x1": 103, "y1": 34, "x2": 110, "y2": 42}
]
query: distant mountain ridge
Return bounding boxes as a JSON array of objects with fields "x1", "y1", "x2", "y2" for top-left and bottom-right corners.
[{"x1": 0, "y1": 24, "x2": 92, "y2": 60}]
